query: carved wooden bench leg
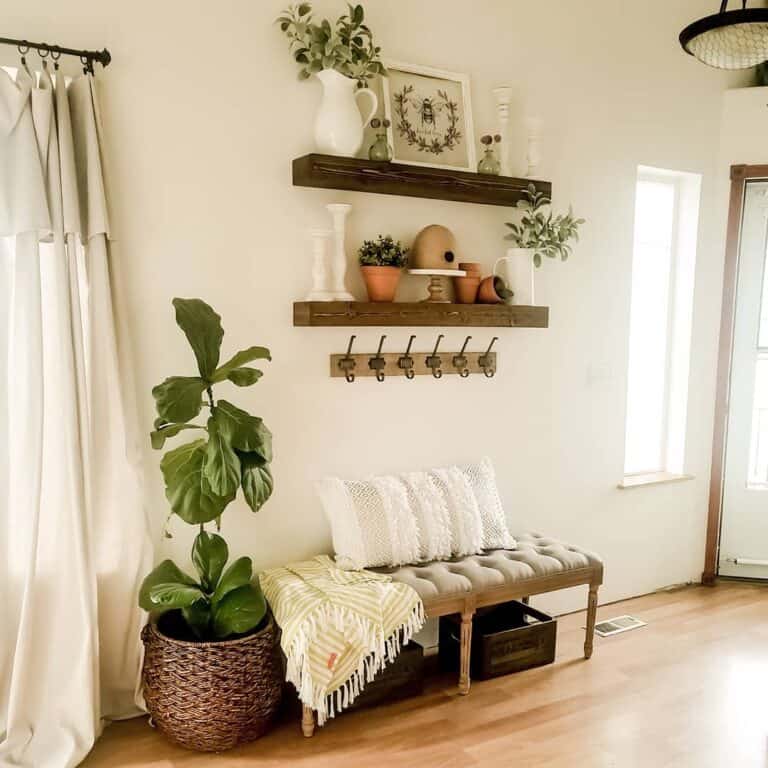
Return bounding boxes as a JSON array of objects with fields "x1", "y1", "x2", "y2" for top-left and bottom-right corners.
[
  {"x1": 584, "y1": 584, "x2": 599, "y2": 659},
  {"x1": 458, "y1": 610, "x2": 473, "y2": 695},
  {"x1": 301, "y1": 705, "x2": 315, "y2": 738}
]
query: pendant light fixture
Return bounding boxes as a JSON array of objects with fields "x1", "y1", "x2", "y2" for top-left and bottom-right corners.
[{"x1": 680, "y1": 1, "x2": 768, "y2": 69}]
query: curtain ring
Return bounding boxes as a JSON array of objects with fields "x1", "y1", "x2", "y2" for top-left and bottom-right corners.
[
  {"x1": 50, "y1": 49, "x2": 61, "y2": 70},
  {"x1": 37, "y1": 46, "x2": 50, "y2": 58},
  {"x1": 17, "y1": 43, "x2": 30, "y2": 56}
]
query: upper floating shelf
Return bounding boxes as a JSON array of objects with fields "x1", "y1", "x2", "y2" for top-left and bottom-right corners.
[
  {"x1": 293, "y1": 301, "x2": 549, "y2": 328},
  {"x1": 292, "y1": 154, "x2": 552, "y2": 207}
]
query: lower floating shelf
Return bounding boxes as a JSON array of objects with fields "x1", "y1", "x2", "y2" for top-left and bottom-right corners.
[{"x1": 293, "y1": 302, "x2": 549, "y2": 328}]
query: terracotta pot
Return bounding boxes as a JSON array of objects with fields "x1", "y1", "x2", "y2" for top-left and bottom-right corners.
[
  {"x1": 361, "y1": 266, "x2": 402, "y2": 302},
  {"x1": 477, "y1": 276, "x2": 505, "y2": 304},
  {"x1": 454, "y1": 275, "x2": 481, "y2": 304},
  {"x1": 458, "y1": 262, "x2": 482, "y2": 277}
]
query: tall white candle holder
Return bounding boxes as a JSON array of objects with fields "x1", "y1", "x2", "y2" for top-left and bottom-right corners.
[
  {"x1": 305, "y1": 228, "x2": 333, "y2": 301},
  {"x1": 525, "y1": 117, "x2": 543, "y2": 178},
  {"x1": 493, "y1": 86, "x2": 513, "y2": 176},
  {"x1": 326, "y1": 203, "x2": 354, "y2": 300}
]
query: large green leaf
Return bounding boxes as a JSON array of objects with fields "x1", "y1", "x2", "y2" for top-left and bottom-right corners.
[
  {"x1": 191, "y1": 531, "x2": 229, "y2": 592},
  {"x1": 148, "y1": 583, "x2": 206, "y2": 609},
  {"x1": 211, "y1": 556, "x2": 253, "y2": 604},
  {"x1": 139, "y1": 559, "x2": 199, "y2": 611},
  {"x1": 172, "y1": 298, "x2": 224, "y2": 380},
  {"x1": 226, "y1": 367, "x2": 263, "y2": 387},
  {"x1": 212, "y1": 582, "x2": 267, "y2": 638},
  {"x1": 203, "y1": 415, "x2": 241, "y2": 497},
  {"x1": 150, "y1": 422, "x2": 205, "y2": 450},
  {"x1": 182, "y1": 599, "x2": 212, "y2": 640},
  {"x1": 192, "y1": 531, "x2": 229, "y2": 592},
  {"x1": 239, "y1": 452, "x2": 273, "y2": 513},
  {"x1": 152, "y1": 377, "x2": 207, "y2": 424},
  {"x1": 211, "y1": 346, "x2": 271, "y2": 383},
  {"x1": 216, "y1": 400, "x2": 272, "y2": 461},
  {"x1": 160, "y1": 439, "x2": 234, "y2": 524}
]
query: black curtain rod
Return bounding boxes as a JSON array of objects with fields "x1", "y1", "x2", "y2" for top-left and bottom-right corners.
[{"x1": 0, "y1": 36, "x2": 111, "y2": 68}]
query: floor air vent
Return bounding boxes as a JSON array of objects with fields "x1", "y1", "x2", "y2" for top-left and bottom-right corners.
[{"x1": 593, "y1": 615, "x2": 647, "y2": 637}]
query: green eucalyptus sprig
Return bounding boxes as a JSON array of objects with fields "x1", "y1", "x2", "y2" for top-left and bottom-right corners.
[
  {"x1": 358, "y1": 235, "x2": 408, "y2": 267},
  {"x1": 504, "y1": 184, "x2": 585, "y2": 268},
  {"x1": 277, "y1": 3, "x2": 386, "y2": 85}
]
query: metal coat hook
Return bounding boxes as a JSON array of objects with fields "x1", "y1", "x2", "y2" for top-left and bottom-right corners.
[
  {"x1": 453, "y1": 336, "x2": 472, "y2": 378},
  {"x1": 398, "y1": 335, "x2": 416, "y2": 380},
  {"x1": 338, "y1": 335, "x2": 356, "y2": 383},
  {"x1": 426, "y1": 334, "x2": 444, "y2": 379},
  {"x1": 369, "y1": 335, "x2": 387, "y2": 382},
  {"x1": 479, "y1": 337, "x2": 498, "y2": 378}
]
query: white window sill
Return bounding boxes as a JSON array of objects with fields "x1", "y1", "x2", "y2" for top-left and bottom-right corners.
[{"x1": 617, "y1": 472, "x2": 695, "y2": 490}]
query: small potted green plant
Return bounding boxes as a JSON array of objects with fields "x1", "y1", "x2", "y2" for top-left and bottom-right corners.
[
  {"x1": 277, "y1": 3, "x2": 386, "y2": 156},
  {"x1": 139, "y1": 298, "x2": 282, "y2": 752},
  {"x1": 358, "y1": 235, "x2": 408, "y2": 302},
  {"x1": 500, "y1": 184, "x2": 585, "y2": 305}
]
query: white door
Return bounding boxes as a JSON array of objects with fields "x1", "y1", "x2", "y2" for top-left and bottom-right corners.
[{"x1": 719, "y1": 181, "x2": 768, "y2": 578}]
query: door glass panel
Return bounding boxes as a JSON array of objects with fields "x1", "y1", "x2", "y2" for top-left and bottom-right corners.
[
  {"x1": 759, "y1": 239, "x2": 768, "y2": 349},
  {"x1": 748, "y1": 355, "x2": 768, "y2": 486}
]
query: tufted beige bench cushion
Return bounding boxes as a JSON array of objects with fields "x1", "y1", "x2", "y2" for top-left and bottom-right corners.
[{"x1": 373, "y1": 532, "x2": 603, "y2": 601}]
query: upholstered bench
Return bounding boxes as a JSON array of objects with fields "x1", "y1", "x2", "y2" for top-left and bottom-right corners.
[{"x1": 300, "y1": 533, "x2": 603, "y2": 736}]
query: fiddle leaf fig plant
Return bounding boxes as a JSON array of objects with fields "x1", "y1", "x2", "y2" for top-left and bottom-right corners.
[
  {"x1": 139, "y1": 532, "x2": 267, "y2": 640},
  {"x1": 504, "y1": 183, "x2": 585, "y2": 268},
  {"x1": 139, "y1": 298, "x2": 273, "y2": 641},
  {"x1": 150, "y1": 298, "x2": 273, "y2": 524}
]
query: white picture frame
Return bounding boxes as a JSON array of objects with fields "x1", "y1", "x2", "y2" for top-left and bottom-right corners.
[{"x1": 381, "y1": 60, "x2": 476, "y2": 173}]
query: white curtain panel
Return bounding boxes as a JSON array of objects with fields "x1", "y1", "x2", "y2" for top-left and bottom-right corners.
[{"x1": 0, "y1": 67, "x2": 152, "y2": 768}]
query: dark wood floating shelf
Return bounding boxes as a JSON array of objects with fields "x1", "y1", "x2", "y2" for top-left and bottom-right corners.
[
  {"x1": 293, "y1": 154, "x2": 552, "y2": 207},
  {"x1": 293, "y1": 302, "x2": 549, "y2": 328}
]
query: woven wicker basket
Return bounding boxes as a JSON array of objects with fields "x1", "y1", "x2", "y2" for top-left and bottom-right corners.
[{"x1": 141, "y1": 612, "x2": 283, "y2": 752}]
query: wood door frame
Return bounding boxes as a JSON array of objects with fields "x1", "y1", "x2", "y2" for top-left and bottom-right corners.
[{"x1": 703, "y1": 164, "x2": 768, "y2": 584}]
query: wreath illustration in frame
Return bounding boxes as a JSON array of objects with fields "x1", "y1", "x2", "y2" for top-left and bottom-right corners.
[{"x1": 382, "y1": 61, "x2": 476, "y2": 172}]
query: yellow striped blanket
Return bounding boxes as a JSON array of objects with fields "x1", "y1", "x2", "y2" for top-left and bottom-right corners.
[{"x1": 261, "y1": 555, "x2": 424, "y2": 725}]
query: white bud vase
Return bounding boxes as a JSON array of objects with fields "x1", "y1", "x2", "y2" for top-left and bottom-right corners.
[
  {"x1": 494, "y1": 248, "x2": 535, "y2": 306},
  {"x1": 314, "y1": 69, "x2": 378, "y2": 157}
]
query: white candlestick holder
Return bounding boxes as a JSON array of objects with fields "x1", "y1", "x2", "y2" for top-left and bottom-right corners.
[
  {"x1": 493, "y1": 86, "x2": 513, "y2": 177},
  {"x1": 326, "y1": 203, "x2": 354, "y2": 301},
  {"x1": 525, "y1": 117, "x2": 543, "y2": 178},
  {"x1": 305, "y1": 228, "x2": 333, "y2": 301}
]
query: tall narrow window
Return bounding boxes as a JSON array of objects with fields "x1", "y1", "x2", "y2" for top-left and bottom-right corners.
[{"x1": 623, "y1": 166, "x2": 701, "y2": 480}]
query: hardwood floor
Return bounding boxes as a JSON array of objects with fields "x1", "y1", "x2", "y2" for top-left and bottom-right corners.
[{"x1": 82, "y1": 582, "x2": 768, "y2": 768}]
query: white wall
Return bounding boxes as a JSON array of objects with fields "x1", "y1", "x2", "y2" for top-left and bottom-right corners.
[{"x1": 1, "y1": 0, "x2": 749, "y2": 615}]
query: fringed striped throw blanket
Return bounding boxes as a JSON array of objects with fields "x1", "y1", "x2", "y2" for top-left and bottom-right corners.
[{"x1": 261, "y1": 555, "x2": 424, "y2": 726}]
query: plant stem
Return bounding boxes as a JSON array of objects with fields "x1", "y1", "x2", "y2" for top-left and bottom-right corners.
[{"x1": 206, "y1": 386, "x2": 215, "y2": 411}]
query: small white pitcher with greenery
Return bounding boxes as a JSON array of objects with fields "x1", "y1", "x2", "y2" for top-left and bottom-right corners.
[
  {"x1": 500, "y1": 184, "x2": 584, "y2": 305},
  {"x1": 278, "y1": 3, "x2": 385, "y2": 156}
]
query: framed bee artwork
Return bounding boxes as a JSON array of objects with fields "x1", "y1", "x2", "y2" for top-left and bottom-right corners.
[{"x1": 381, "y1": 61, "x2": 476, "y2": 172}]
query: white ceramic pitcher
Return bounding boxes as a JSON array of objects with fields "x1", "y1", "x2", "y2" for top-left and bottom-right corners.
[
  {"x1": 314, "y1": 69, "x2": 378, "y2": 157},
  {"x1": 494, "y1": 248, "x2": 535, "y2": 306}
]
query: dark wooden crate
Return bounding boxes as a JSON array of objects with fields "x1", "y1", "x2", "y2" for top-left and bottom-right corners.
[
  {"x1": 347, "y1": 642, "x2": 425, "y2": 711},
  {"x1": 439, "y1": 601, "x2": 556, "y2": 680}
]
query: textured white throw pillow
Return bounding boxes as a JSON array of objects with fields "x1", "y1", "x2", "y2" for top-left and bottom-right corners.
[
  {"x1": 429, "y1": 467, "x2": 485, "y2": 557},
  {"x1": 317, "y1": 475, "x2": 421, "y2": 570},
  {"x1": 318, "y1": 457, "x2": 515, "y2": 570},
  {"x1": 462, "y1": 457, "x2": 516, "y2": 550}
]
